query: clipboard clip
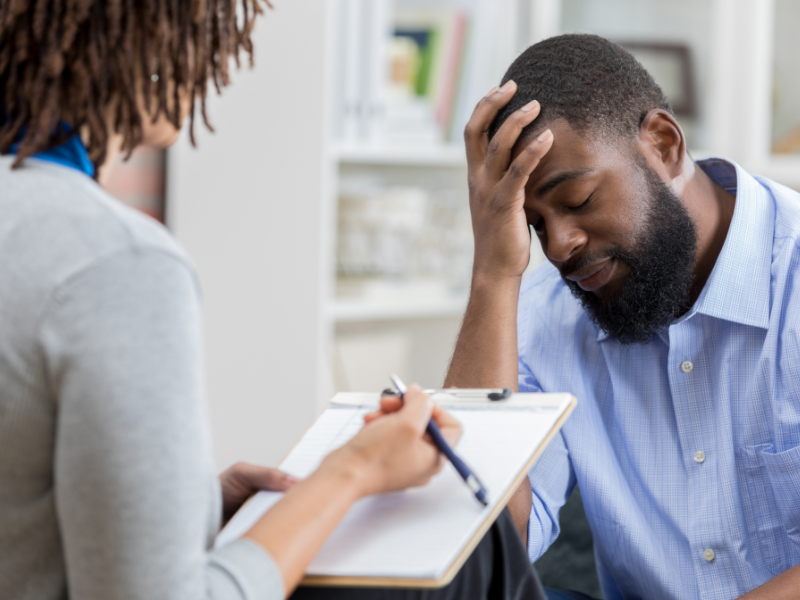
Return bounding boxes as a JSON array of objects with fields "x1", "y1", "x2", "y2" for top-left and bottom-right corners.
[{"x1": 381, "y1": 387, "x2": 513, "y2": 401}]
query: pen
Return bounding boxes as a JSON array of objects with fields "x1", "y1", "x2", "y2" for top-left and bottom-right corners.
[
  {"x1": 389, "y1": 374, "x2": 489, "y2": 507},
  {"x1": 422, "y1": 388, "x2": 513, "y2": 401}
]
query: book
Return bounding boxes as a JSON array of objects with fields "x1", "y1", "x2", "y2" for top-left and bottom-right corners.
[
  {"x1": 392, "y1": 7, "x2": 470, "y2": 143},
  {"x1": 215, "y1": 391, "x2": 576, "y2": 588},
  {"x1": 332, "y1": 1, "x2": 515, "y2": 147}
]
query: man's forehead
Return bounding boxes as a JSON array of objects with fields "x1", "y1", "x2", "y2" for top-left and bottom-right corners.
[{"x1": 514, "y1": 118, "x2": 611, "y2": 193}]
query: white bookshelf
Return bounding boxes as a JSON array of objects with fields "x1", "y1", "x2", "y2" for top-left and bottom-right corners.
[
  {"x1": 331, "y1": 295, "x2": 467, "y2": 322},
  {"x1": 330, "y1": 137, "x2": 470, "y2": 326},
  {"x1": 326, "y1": 0, "x2": 522, "y2": 392},
  {"x1": 333, "y1": 143, "x2": 467, "y2": 167}
]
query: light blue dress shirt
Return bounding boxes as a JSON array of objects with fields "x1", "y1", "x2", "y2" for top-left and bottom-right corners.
[{"x1": 519, "y1": 158, "x2": 800, "y2": 600}]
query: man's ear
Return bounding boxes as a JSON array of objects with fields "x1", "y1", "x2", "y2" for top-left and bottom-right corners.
[{"x1": 637, "y1": 109, "x2": 685, "y2": 179}]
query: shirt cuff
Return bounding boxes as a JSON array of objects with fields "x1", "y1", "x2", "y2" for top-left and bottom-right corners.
[{"x1": 209, "y1": 538, "x2": 285, "y2": 600}]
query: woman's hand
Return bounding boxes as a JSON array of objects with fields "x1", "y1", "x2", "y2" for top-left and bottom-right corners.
[
  {"x1": 322, "y1": 385, "x2": 462, "y2": 499},
  {"x1": 243, "y1": 386, "x2": 461, "y2": 593},
  {"x1": 465, "y1": 80, "x2": 554, "y2": 282},
  {"x1": 219, "y1": 462, "x2": 299, "y2": 525}
]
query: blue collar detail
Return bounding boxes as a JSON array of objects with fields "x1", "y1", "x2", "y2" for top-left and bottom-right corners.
[{"x1": 8, "y1": 122, "x2": 94, "y2": 178}]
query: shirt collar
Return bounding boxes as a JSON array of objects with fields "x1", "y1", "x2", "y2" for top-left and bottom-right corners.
[
  {"x1": 595, "y1": 157, "x2": 773, "y2": 343},
  {"x1": 691, "y1": 157, "x2": 773, "y2": 330},
  {"x1": 7, "y1": 121, "x2": 94, "y2": 178}
]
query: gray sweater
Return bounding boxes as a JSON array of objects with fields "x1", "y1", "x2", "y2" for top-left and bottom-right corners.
[{"x1": 0, "y1": 156, "x2": 283, "y2": 599}]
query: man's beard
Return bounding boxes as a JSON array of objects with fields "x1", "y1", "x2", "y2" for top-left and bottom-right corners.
[{"x1": 562, "y1": 158, "x2": 698, "y2": 344}]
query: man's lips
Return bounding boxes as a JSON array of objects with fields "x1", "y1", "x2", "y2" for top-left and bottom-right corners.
[{"x1": 565, "y1": 257, "x2": 617, "y2": 292}]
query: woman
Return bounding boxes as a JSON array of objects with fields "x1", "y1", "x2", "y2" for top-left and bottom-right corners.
[{"x1": 0, "y1": 1, "x2": 545, "y2": 598}]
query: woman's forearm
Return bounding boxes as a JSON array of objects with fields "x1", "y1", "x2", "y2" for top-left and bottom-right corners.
[{"x1": 244, "y1": 454, "x2": 365, "y2": 596}]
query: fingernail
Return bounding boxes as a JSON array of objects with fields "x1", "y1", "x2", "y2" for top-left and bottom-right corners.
[
  {"x1": 537, "y1": 129, "x2": 552, "y2": 142},
  {"x1": 499, "y1": 80, "x2": 514, "y2": 92},
  {"x1": 285, "y1": 475, "x2": 299, "y2": 485},
  {"x1": 520, "y1": 100, "x2": 539, "y2": 113},
  {"x1": 485, "y1": 86, "x2": 499, "y2": 97}
]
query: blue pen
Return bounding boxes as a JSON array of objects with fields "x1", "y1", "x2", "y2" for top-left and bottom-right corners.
[{"x1": 389, "y1": 374, "x2": 489, "y2": 507}]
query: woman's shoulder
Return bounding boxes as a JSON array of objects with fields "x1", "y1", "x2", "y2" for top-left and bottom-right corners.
[{"x1": 0, "y1": 156, "x2": 194, "y2": 286}]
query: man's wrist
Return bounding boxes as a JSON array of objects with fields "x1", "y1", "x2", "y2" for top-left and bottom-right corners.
[{"x1": 470, "y1": 267, "x2": 523, "y2": 296}]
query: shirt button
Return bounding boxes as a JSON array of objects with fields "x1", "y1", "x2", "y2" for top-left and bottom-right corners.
[
  {"x1": 694, "y1": 451, "x2": 706, "y2": 464},
  {"x1": 681, "y1": 360, "x2": 694, "y2": 373},
  {"x1": 703, "y1": 548, "x2": 715, "y2": 562}
]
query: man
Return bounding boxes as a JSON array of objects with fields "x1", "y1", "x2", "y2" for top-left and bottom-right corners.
[{"x1": 446, "y1": 34, "x2": 800, "y2": 600}]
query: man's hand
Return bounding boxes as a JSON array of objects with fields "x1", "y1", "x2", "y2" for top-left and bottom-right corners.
[
  {"x1": 219, "y1": 462, "x2": 299, "y2": 525},
  {"x1": 464, "y1": 80, "x2": 553, "y2": 282}
]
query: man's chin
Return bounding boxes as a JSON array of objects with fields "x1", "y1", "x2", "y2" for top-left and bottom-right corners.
[
  {"x1": 563, "y1": 263, "x2": 628, "y2": 302},
  {"x1": 564, "y1": 276, "x2": 656, "y2": 345},
  {"x1": 590, "y1": 266, "x2": 628, "y2": 301}
]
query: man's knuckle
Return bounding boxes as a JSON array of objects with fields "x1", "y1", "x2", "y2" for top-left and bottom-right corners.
[
  {"x1": 508, "y1": 162, "x2": 526, "y2": 179},
  {"x1": 463, "y1": 125, "x2": 478, "y2": 143},
  {"x1": 510, "y1": 110, "x2": 526, "y2": 125},
  {"x1": 479, "y1": 94, "x2": 495, "y2": 108},
  {"x1": 525, "y1": 142, "x2": 542, "y2": 157}
]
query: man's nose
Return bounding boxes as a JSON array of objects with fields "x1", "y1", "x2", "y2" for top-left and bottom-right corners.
[{"x1": 545, "y1": 220, "x2": 587, "y2": 264}]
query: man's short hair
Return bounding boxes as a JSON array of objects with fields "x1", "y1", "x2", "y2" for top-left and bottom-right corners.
[{"x1": 488, "y1": 34, "x2": 672, "y2": 143}]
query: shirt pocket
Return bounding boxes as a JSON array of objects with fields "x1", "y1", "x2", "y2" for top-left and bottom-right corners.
[
  {"x1": 739, "y1": 443, "x2": 793, "y2": 575},
  {"x1": 760, "y1": 444, "x2": 800, "y2": 567}
]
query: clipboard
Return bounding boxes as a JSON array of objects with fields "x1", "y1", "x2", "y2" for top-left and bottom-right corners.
[{"x1": 215, "y1": 391, "x2": 576, "y2": 588}]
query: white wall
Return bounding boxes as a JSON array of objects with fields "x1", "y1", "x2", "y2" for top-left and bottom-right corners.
[{"x1": 168, "y1": 0, "x2": 333, "y2": 469}]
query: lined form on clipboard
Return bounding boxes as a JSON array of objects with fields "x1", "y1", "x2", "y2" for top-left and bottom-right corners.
[{"x1": 215, "y1": 392, "x2": 576, "y2": 588}]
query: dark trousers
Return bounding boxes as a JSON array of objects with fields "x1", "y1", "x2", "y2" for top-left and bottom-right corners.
[
  {"x1": 543, "y1": 591, "x2": 598, "y2": 600},
  {"x1": 290, "y1": 509, "x2": 547, "y2": 600}
]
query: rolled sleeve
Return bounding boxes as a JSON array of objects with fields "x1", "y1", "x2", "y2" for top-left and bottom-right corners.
[
  {"x1": 526, "y1": 430, "x2": 575, "y2": 561},
  {"x1": 209, "y1": 539, "x2": 285, "y2": 600}
]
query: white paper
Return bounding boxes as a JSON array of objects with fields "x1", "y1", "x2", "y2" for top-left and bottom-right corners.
[{"x1": 215, "y1": 394, "x2": 572, "y2": 580}]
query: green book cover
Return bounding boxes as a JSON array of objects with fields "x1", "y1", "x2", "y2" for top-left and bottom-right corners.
[{"x1": 416, "y1": 27, "x2": 439, "y2": 97}]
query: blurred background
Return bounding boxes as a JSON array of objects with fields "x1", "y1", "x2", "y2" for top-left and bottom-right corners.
[{"x1": 105, "y1": 0, "x2": 800, "y2": 470}]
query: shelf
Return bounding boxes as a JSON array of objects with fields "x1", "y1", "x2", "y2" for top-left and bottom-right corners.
[
  {"x1": 330, "y1": 295, "x2": 468, "y2": 322},
  {"x1": 759, "y1": 156, "x2": 800, "y2": 190},
  {"x1": 332, "y1": 143, "x2": 468, "y2": 168}
]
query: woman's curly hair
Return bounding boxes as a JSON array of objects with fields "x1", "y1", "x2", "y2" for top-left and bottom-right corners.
[{"x1": 0, "y1": 0, "x2": 270, "y2": 174}]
